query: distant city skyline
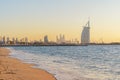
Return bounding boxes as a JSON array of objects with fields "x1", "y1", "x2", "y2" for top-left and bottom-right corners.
[
  {"x1": 0, "y1": 34, "x2": 79, "y2": 43},
  {"x1": 0, "y1": 0, "x2": 120, "y2": 43}
]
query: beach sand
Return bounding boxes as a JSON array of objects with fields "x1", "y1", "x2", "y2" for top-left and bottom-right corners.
[{"x1": 0, "y1": 48, "x2": 56, "y2": 80}]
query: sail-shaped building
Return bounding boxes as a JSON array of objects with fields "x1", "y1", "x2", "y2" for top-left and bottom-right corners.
[{"x1": 81, "y1": 20, "x2": 90, "y2": 45}]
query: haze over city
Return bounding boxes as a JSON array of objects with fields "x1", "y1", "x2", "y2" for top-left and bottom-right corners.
[{"x1": 0, "y1": 0, "x2": 120, "y2": 43}]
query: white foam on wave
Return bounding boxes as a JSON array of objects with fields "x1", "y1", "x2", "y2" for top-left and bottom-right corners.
[
  {"x1": 8, "y1": 48, "x2": 90, "y2": 80},
  {"x1": 8, "y1": 48, "x2": 120, "y2": 80}
]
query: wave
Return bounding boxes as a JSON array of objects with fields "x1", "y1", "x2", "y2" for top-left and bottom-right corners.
[{"x1": 7, "y1": 46, "x2": 120, "y2": 80}]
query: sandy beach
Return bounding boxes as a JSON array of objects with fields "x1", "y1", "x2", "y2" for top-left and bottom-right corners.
[{"x1": 0, "y1": 48, "x2": 56, "y2": 80}]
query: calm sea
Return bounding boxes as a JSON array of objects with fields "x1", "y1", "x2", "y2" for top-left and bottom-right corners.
[{"x1": 8, "y1": 45, "x2": 120, "y2": 80}]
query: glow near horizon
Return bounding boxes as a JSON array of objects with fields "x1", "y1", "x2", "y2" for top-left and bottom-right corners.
[{"x1": 0, "y1": 0, "x2": 120, "y2": 42}]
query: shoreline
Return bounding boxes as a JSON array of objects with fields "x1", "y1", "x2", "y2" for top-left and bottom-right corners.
[{"x1": 0, "y1": 48, "x2": 56, "y2": 80}]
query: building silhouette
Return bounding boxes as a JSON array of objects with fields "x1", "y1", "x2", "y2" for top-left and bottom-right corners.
[
  {"x1": 81, "y1": 20, "x2": 90, "y2": 45},
  {"x1": 6, "y1": 37, "x2": 10, "y2": 44},
  {"x1": 3, "y1": 36, "x2": 6, "y2": 44},
  {"x1": 12, "y1": 38, "x2": 15, "y2": 44},
  {"x1": 44, "y1": 35, "x2": 48, "y2": 43},
  {"x1": 56, "y1": 34, "x2": 65, "y2": 44},
  {"x1": 15, "y1": 38, "x2": 18, "y2": 44},
  {"x1": 25, "y1": 37, "x2": 28, "y2": 44}
]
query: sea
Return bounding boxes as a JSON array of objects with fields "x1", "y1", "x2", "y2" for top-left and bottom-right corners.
[{"x1": 8, "y1": 45, "x2": 120, "y2": 80}]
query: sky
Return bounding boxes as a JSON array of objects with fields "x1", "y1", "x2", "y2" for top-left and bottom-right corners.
[{"x1": 0, "y1": 0, "x2": 120, "y2": 42}]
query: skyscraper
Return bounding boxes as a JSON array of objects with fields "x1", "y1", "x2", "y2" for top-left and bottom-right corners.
[
  {"x1": 25, "y1": 37, "x2": 28, "y2": 44},
  {"x1": 6, "y1": 37, "x2": 10, "y2": 44},
  {"x1": 15, "y1": 38, "x2": 18, "y2": 44},
  {"x1": 12, "y1": 37, "x2": 15, "y2": 44},
  {"x1": 3, "y1": 36, "x2": 6, "y2": 44},
  {"x1": 56, "y1": 34, "x2": 65, "y2": 44},
  {"x1": 81, "y1": 20, "x2": 90, "y2": 45},
  {"x1": 44, "y1": 35, "x2": 48, "y2": 43}
]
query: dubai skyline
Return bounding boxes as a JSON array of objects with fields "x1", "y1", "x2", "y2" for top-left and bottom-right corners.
[{"x1": 0, "y1": 0, "x2": 120, "y2": 43}]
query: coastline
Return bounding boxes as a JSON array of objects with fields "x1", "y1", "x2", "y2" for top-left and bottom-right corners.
[{"x1": 0, "y1": 48, "x2": 56, "y2": 80}]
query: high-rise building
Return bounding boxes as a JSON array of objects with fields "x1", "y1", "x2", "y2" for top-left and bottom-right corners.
[
  {"x1": 62, "y1": 35, "x2": 65, "y2": 42},
  {"x1": 56, "y1": 34, "x2": 65, "y2": 44},
  {"x1": 44, "y1": 35, "x2": 48, "y2": 43},
  {"x1": 81, "y1": 20, "x2": 90, "y2": 45},
  {"x1": 6, "y1": 37, "x2": 10, "y2": 44},
  {"x1": 3, "y1": 36, "x2": 6, "y2": 44},
  {"x1": 12, "y1": 38, "x2": 15, "y2": 44},
  {"x1": 25, "y1": 37, "x2": 28, "y2": 44},
  {"x1": 56, "y1": 36, "x2": 59, "y2": 42},
  {"x1": 15, "y1": 38, "x2": 18, "y2": 44}
]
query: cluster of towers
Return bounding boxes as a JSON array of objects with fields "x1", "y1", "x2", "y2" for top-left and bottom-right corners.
[
  {"x1": 56, "y1": 34, "x2": 65, "y2": 44},
  {"x1": 0, "y1": 36, "x2": 28, "y2": 45}
]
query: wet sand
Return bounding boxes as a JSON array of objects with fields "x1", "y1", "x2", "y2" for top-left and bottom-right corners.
[{"x1": 0, "y1": 48, "x2": 56, "y2": 80}]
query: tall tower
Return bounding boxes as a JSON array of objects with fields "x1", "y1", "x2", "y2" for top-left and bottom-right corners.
[
  {"x1": 16, "y1": 38, "x2": 18, "y2": 44},
  {"x1": 7, "y1": 37, "x2": 10, "y2": 44},
  {"x1": 12, "y1": 37, "x2": 15, "y2": 44},
  {"x1": 25, "y1": 37, "x2": 28, "y2": 44},
  {"x1": 3, "y1": 36, "x2": 6, "y2": 44},
  {"x1": 44, "y1": 35, "x2": 49, "y2": 43},
  {"x1": 81, "y1": 20, "x2": 90, "y2": 45}
]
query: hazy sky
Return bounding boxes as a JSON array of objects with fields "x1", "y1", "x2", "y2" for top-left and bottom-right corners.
[{"x1": 0, "y1": 0, "x2": 120, "y2": 42}]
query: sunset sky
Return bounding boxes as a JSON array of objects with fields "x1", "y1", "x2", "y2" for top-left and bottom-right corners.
[{"x1": 0, "y1": 0, "x2": 120, "y2": 42}]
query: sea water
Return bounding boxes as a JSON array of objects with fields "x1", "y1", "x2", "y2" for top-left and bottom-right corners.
[{"x1": 8, "y1": 45, "x2": 120, "y2": 80}]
